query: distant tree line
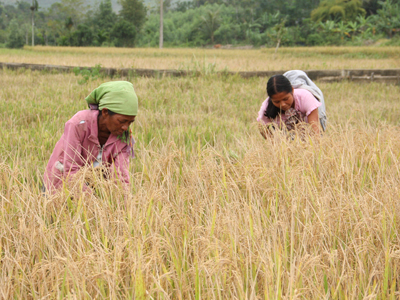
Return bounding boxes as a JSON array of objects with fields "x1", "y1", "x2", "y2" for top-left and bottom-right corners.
[
  {"x1": 1, "y1": 0, "x2": 400, "y2": 48},
  {"x1": 1, "y1": 0, "x2": 146, "y2": 48}
]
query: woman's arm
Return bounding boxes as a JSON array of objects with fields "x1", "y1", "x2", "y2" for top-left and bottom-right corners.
[
  {"x1": 307, "y1": 108, "x2": 320, "y2": 135},
  {"x1": 61, "y1": 121, "x2": 95, "y2": 194},
  {"x1": 62, "y1": 121, "x2": 85, "y2": 177}
]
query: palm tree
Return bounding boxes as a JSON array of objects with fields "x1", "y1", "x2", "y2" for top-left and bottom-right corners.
[{"x1": 200, "y1": 8, "x2": 221, "y2": 44}]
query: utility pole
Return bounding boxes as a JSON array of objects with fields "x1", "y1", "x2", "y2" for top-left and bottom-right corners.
[
  {"x1": 159, "y1": 0, "x2": 163, "y2": 49},
  {"x1": 30, "y1": 0, "x2": 37, "y2": 46}
]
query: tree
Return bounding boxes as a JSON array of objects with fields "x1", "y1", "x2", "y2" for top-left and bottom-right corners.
[
  {"x1": 334, "y1": 20, "x2": 350, "y2": 43},
  {"x1": 58, "y1": 0, "x2": 88, "y2": 24},
  {"x1": 200, "y1": 7, "x2": 221, "y2": 44},
  {"x1": 71, "y1": 24, "x2": 94, "y2": 46},
  {"x1": 311, "y1": 0, "x2": 366, "y2": 22},
  {"x1": 119, "y1": 0, "x2": 147, "y2": 30},
  {"x1": 6, "y1": 18, "x2": 25, "y2": 48},
  {"x1": 362, "y1": 0, "x2": 378, "y2": 15},
  {"x1": 30, "y1": 0, "x2": 38, "y2": 46},
  {"x1": 259, "y1": 11, "x2": 283, "y2": 33},
  {"x1": 319, "y1": 19, "x2": 337, "y2": 32},
  {"x1": 45, "y1": 0, "x2": 89, "y2": 45},
  {"x1": 94, "y1": 0, "x2": 117, "y2": 34},
  {"x1": 0, "y1": 5, "x2": 3, "y2": 27},
  {"x1": 96, "y1": 29, "x2": 108, "y2": 45},
  {"x1": 192, "y1": 0, "x2": 222, "y2": 7},
  {"x1": 111, "y1": 19, "x2": 136, "y2": 47},
  {"x1": 174, "y1": 1, "x2": 193, "y2": 12},
  {"x1": 372, "y1": 0, "x2": 400, "y2": 37},
  {"x1": 347, "y1": 20, "x2": 360, "y2": 36},
  {"x1": 65, "y1": 16, "x2": 73, "y2": 44},
  {"x1": 65, "y1": 16, "x2": 73, "y2": 31},
  {"x1": 257, "y1": 0, "x2": 320, "y2": 26}
]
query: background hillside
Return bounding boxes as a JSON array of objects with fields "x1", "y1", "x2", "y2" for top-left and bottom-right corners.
[
  {"x1": 0, "y1": 0, "x2": 179, "y2": 10},
  {"x1": 3, "y1": 0, "x2": 119, "y2": 9}
]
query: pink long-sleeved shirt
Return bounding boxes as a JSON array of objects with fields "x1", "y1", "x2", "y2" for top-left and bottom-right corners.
[
  {"x1": 44, "y1": 109, "x2": 132, "y2": 194},
  {"x1": 257, "y1": 89, "x2": 321, "y2": 125}
]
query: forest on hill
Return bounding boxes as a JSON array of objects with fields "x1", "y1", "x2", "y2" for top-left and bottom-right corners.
[
  {"x1": 0, "y1": 0, "x2": 169, "y2": 9},
  {"x1": 1, "y1": 0, "x2": 400, "y2": 48}
]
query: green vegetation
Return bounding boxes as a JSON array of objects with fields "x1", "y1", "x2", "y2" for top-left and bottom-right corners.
[
  {"x1": 311, "y1": 0, "x2": 366, "y2": 22},
  {"x1": 0, "y1": 0, "x2": 399, "y2": 48},
  {"x1": 1, "y1": 68, "x2": 400, "y2": 298},
  {"x1": 73, "y1": 63, "x2": 102, "y2": 84},
  {"x1": 5, "y1": 19, "x2": 25, "y2": 48}
]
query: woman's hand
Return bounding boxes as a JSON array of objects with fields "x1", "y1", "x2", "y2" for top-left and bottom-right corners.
[{"x1": 258, "y1": 123, "x2": 276, "y2": 139}]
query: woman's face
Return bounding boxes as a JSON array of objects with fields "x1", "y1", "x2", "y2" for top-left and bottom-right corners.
[
  {"x1": 270, "y1": 90, "x2": 294, "y2": 111},
  {"x1": 104, "y1": 110, "x2": 136, "y2": 136}
]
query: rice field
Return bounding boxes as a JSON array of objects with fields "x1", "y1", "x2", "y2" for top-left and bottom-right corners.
[
  {"x1": 1, "y1": 45, "x2": 400, "y2": 71},
  {"x1": 1, "y1": 65, "x2": 400, "y2": 298}
]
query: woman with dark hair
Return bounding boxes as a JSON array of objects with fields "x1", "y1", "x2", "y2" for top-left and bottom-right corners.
[
  {"x1": 43, "y1": 81, "x2": 138, "y2": 195},
  {"x1": 257, "y1": 71, "x2": 326, "y2": 138}
]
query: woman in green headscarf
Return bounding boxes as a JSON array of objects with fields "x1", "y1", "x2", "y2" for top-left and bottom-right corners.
[{"x1": 44, "y1": 81, "x2": 138, "y2": 194}]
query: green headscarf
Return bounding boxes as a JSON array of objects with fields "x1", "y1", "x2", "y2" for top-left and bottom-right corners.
[{"x1": 85, "y1": 81, "x2": 138, "y2": 116}]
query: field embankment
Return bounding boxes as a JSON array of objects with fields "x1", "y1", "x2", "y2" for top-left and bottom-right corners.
[{"x1": 1, "y1": 70, "x2": 400, "y2": 298}]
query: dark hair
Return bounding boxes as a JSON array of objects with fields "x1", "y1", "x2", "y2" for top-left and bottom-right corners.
[
  {"x1": 264, "y1": 75, "x2": 293, "y2": 119},
  {"x1": 98, "y1": 108, "x2": 116, "y2": 116}
]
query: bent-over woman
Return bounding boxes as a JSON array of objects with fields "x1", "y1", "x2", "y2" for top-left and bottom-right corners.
[
  {"x1": 257, "y1": 70, "x2": 327, "y2": 138},
  {"x1": 43, "y1": 81, "x2": 138, "y2": 195}
]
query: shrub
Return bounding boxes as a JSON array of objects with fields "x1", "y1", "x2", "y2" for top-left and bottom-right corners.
[
  {"x1": 6, "y1": 19, "x2": 25, "y2": 49},
  {"x1": 111, "y1": 19, "x2": 136, "y2": 47},
  {"x1": 71, "y1": 24, "x2": 94, "y2": 47},
  {"x1": 306, "y1": 33, "x2": 326, "y2": 45},
  {"x1": 57, "y1": 35, "x2": 70, "y2": 46}
]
